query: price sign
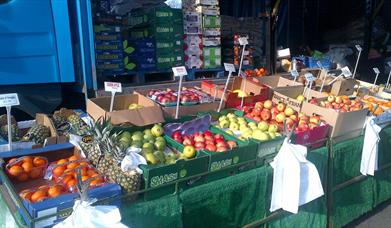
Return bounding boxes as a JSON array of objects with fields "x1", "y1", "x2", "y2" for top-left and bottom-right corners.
[
  {"x1": 0, "y1": 93, "x2": 19, "y2": 107},
  {"x1": 387, "y1": 62, "x2": 391, "y2": 67},
  {"x1": 317, "y1": 61, "x2": 323, "y2": 68},
  {"x1": 172, "y1": 66, "x2": 188, "y2": 77},
  {"x1": 373, "y1": 68, "x2": 380, "y2": 74},
  {"x1": 355, "y1": 45, "x2": 363, "y2": 52},
  {"x1": 104, "y1": 82, "x2": 122, "y2": 93},
  {"x1": 277, "y1": 48, "x2": 291, "y2": 58},
  {"x1": 224, "y1": 63, "x2": 236, "y2": 72},
  {"x1": 238, "y1": 37, "x2": 248, "y2": 46},
  {"x1": 304, "y1": 73, "x2": 315, "y2": 81},
  {"x1": 341, "y1": 66, "x2": 352, "y2": 77},
  {"x1": 291, "y1": 70, "x2": 299, "y2": 78}
]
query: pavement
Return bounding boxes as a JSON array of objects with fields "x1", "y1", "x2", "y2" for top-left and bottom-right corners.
[{"x1": 346, "y1": 199, "x2": 391, "y2": 227}]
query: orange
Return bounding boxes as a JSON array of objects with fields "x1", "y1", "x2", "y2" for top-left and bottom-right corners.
[
  {"x1": 87, "y1": 170, "x2": 96, "y2": 176},
  {"x1": 374, "y1": 107, "x2": 384, "y2": 116},
  {"x1": 61, "y1": 174, "x2": 73, "y2": 184},
  {"x1": 23, "y1": 156, "x2": 33, "y2": 163},
  {"x1": 33, "y1": 196, "x2": 47, "y2": 203},
  {"x1": 56, "y1": 159, "x2": 68, "y2": 165},
  {"x1": 80, "y1": 167, "x2": 88, "y2": 176},
  {"x1": 19, "y1": 191, "x2": 33, "y2": 201},
  {"x1": 22, "y1": 162, "x2": 33, "y2": 173},
  {"x1": 16, "y1": 172, "x2": 29, "y2": 181},
  {"x1": 81, "y1": 175, "x2": 89, "y2": 181},
  {"x1": 48, "y1": 186, "x2": 63, "y2": 198},
  {"x1": 33, "y1": 157, "x2": 46, "y2": 167},
  {"x1": 67, "y1": 162, "x2": 79, "y2": 170},
  {"x1": 68, "y1": 155, "x2": 79, "y2": 161},
  {"x1": 29, "y1": 168, "x2": 42, "y2": 179},
  {"x1": 30, "y1": 190, "x2": 47, "y2": 203},
  {"x1": 66, "y1": 179, "x2": 77, "y2": 188},
  {"x1": 79, "y1": 161, "x2": 89, "y2": 167},
  {"x1": 53, "y1": 166, "x2": 66, "y2": 177},
  {"x1": 89, "y1": 179, "x2": 102, "y2": 187},
  {"x1": 8, "y1": 165, "x2": 24, "y2": 177}
]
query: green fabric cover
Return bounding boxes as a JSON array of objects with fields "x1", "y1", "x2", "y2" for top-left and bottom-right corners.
[
  {"x1": 120, "y1": 194, "x2": 182, "y2": 228},
  {"x1": 331, "y1": 136, "x2": 364, "y2": 186},
  {"x1": 373, "y1": 166, "x2": 391, "y2": 207},
  {"x1": 180, "y1": 165, "x2": 271, "y2": 228},
  {"x1": 267, "y1": 145, "x2": 328, "y2": 228},
  {"x1": 378, "y1": 127, "x2": 391, "y2": 167}
]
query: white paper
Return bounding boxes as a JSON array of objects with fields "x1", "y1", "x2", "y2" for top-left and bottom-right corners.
[
  {"x1": 270, "y1": 139, "x2": 324, "y2": 214},
  {"x1": 355, "y1": 45, "x2": 363, "y2": 52},
  {"x1": 104, "y1": 82, "x2": 122, "y2": 93},
  {"x1": 172, "y1": 66, "x2": 188, "y2": 77},
  {"x1": 373, "y1": 68, "x2": 380, "y2": 74},
  {"x1": 224, "y1": 63, "x2": 236, "y2": 72},
  {"x1": 360, "y1": 116, "x2": 383, "y2": 176},
  {"x1": 341, "y1": 66, "x2": 352, "y2": 77},
  {"x1": 238, "y1": 37, "x2": 248, "y2": 46},
  {"x1": 0, "y1": 93, "x2": 19, "y2": 107}
]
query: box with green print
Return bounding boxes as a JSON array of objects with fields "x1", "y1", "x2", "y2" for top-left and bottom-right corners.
[{"x1": 115, "y1": 124, "x2": 209, "y2": 200}]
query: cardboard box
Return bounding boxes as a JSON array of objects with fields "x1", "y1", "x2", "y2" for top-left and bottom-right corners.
[
  {"x1": 87, "y1": 94, "x2": 164, "y2": 126},
  {"x1": 185, "y1": 54, "x2": 203, "y2": 69},
  {"x1": 255, "y1": 75, "x2": 303, "y2": 89},
  {"x1": 196, "y1": 5, "x2": 220, "y2": 15},
  {"x1": 134, "y1": 91, "x2": 220, "y2": 119},
  {"x1": 0, "y1": 143, "x2": 122, "y2": 228},
  {"x1": 202, "y1": 37, "x2": 221, "y2": 46},
  {"x1": 272, "y1": 86, "x2": 327, "y2": 112},
  {"x1": 301, "y1": 99, "x2": 368, "y2": 139},
  {"x1": 203, "y1": 28, "x2": 221, "y2": 36},
  {"x1": 201, "y1": 77, "x2": 269, "y2": 108}
]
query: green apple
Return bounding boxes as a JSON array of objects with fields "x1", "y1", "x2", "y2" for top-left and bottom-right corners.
[
  {"x1": 268, "y1": 124, "x2": 278, "y2": 133},
  {"x1": 228, "y1": 117, "x2": 238, "y2": 123},
  {"x1": 238, "y1": 118, "x2": 247, "y2": 125},
  {"x1": 144, "y1": 134, "x2": 155, "y2": 142},
  {"x1": 153, "y1": 151, "x2": 165, "y2": 163},
  {"x1": 219, "y1": 120, "x2": 230, "y2": 129},
  {"x1": 155, "y1": 136, "x2": 165, "y2": 142},
  {"x1": 229, "y1": 122, "x2": 239, "y2": 131},
  {"x1": 275, "y1": 132, "x2": 282, "y2": 137},
  {"x1": 133, "y1": 131, "x2": 143, "y2": 137},
  {"x1": 143, "y1": 142, "x2": 154, "y2": 151},
  {"x1": 131, "y1": 134, "x2": 143, "y2": 142},
  {"x1": 252, "y1": 129, "x2": 270, "y2": 141},
  {"x1": 218, "y1": 115, "x2": 227, "y2": 122},
  {"x1": 239, "y1": 124, "x2": 249, "y2": 132},
  {"x1": 131, "y1": 140, "x2": 142, "y2": 148},
  {"x1": 145, "y1": 153, "x2": 158, "y2": 165},
  {"x1": 269, "y1": 132, "x2": 276, "y2": 139},
  {"x1": 119, "y1": 137, "x2": 131, "y2": 148},
  {"x1": 154, "y1": 140, "x2": 166, "y2": 151},
  {"x1": 225, "y1": 129, "x2": 234, "y2": 135},
  {"x1": 227, "y1": 113, "x2": 236, "y2": 119},
  {"x1": 143, "y1": 129, "x2": 152, "y2": 136},
  {"x1": 120, "y1": 131, "x2": 131, "y2": 140},
  {"x1": 257, "y1": 121, "x2": 269, "y2": 131},
  {"x1": 248, "y1": 122, "x2": 257, "y2": 128},
  {"x1": 183, "y1": 145, "x2": 196, "y2": 159},
  {"x1": 242, "y1": 129, "x2": 253, "y2": 138},
  {"x1": 151, "y1": 124, "x2": 164, "y2": 137}
]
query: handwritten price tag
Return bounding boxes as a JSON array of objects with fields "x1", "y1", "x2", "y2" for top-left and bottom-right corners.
[
  {"x1": 341, "y1": 66, "x2": 352, "y2": 77},
  {"x1": 373, "y1": 68, "x2": 380, "y2": 74},
  {"x1": 277, "y1": 48, "x2": 291, "y2": 58},
  {"x1": 172, "y1": 66, "x2": 188, "y2": 77},
  {"x1": 304, "y1": 73, "x2": 315, "y2": 81},
  {"x1": 0, "y1": 93, "x2": 20, "y2": 107},
  {"x1": 224, "y1": 63, "x2": 236, "y2": 72},
  {"x1": 291, "y1": 70, "x2": 299, "y2": 78},
  {"x1": 104, "y1": 82, "x2": 122, "y2": 93},
  {"x1": 355, "y1": 45, "x2": 363, "y2": 52},
  {"x1": 238, "y1": 37, "x2": 248, "y2": 46}
]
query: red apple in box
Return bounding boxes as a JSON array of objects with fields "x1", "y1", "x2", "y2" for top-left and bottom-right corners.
[
  {"x1": 309, "y1": 116, "x2": 321, "y2": 125},
  {"x1": 297, "y1": 122, "x2": 309, "y2": 132},
  {"x1": 264, "y1": 100, "x2": 273, "y2": 109},
  {"x1": 194, "y1": 134, "x2": 205, "y2": 143},
  {"x1": 205, "y1": 140, "x2": 215, "y2": 146},
  {"x1": 252, "y1": 108, "x2": 262, "y2": 116},
  {"x1": 284, "y1": 107, "x2": 295, "y2": 117},
  {"x1": 290, "y1": 114, "x2": 298, "y2": 122},
  {"x1": 205, "y1": 144, "x2": 217, "y2": 152},
  {"x1": 254, "y1": 102, "x2": 264, "y2": 110},
  {"x1": 214, "y1": 134, "x2": 224, "y2": 141},
  {"x1": 270, "y1": 107, "x2": 279, "y2": 115},
  {"x1": 195, "y1": 142, "x2": 205, "y2": 150},
  {"x1": 277, "y1": 103, "x2": 286, "y2": 112},
  {"x1": 216, "y1": 141, "x2": 228, "y2": 148},
  {"x1": 309, "y1": 98, "x2": 318, "y2": 105},
  {"x1": 253, "y1": 116, "x2": 261, "y2": 122},
  {"x1": 327, "y1": 95, "x2": 335, "y2": 103},
  {"x1": 227, "y1": 140, "x2": 237, "y2": 149},
  {"x1": 204, "y1": 130, "x2": 213, "y2": 137},
  {"x1": 215, "y1": 138, "x2": 225, "y2": 145},
  {"x1": 172, "y1": 131, "x2": 182, "y2": 142},
  {"x1": 216, "y1": 146, "x2": 228, "y2": 152},
  {"x1": 285, "y1": 118, "x2": 295, "y2": 129},
  {"x1": 183, "y1": 137, "x2": 194, "y2": 146},
  {"x1": 261, "y1": 109, "x2": 271, "y2": 121}
]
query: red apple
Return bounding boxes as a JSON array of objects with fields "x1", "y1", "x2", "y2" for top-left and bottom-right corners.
[
  {"x1": 204, "y1": 135, "x2": 214, "y2": 141},
  {"x1": 205, "y1": 144, "x2": 217, "y2": 152},
  {"x1": 298, "y1": 122, "x2": 309, "y2": 132},
  {"x1": 254, "y1": 102, "x2": 264, "y2": 110},
  {"x1": 183, "y1": 137, "x2": 194, "y2": 146},
  {"x1": 260, "y1": 109, "x2": 271, "y2": 121},
  {"x1": 327, "y1": 95, "x2": 335, "y2": 103},
  {"x1": 270, "y1": 107, "x2": 279, "y2": 115},
  {"x1": 216, "y1": 146, "x2": 228, "y2": 152},
  {"x1": 309, "y1": 123, "x2": 318, "y2": 129},
  {"x1": 216, "y1": 141, "x2": 228, "y2": 148},
  {"x1": 194, "y1": 135, "x2": 205, "y2": 143},
  {"x1": 284, "y1": 107, "x2": 295, "y2": 116},
  {"x1": 205, "y1": 140, "x2": 215, "y2": 145},
  {"x1": 335, "y1": 96, "x2": 343, "y2": 104},
  {"x1": 204, "y1": 130, "x2": 213, "y2": 137},
  {"x1": 290, "y1": 114, "x2": 298, "y2": 122},
  {"x1": 309, "y1": 116, "x2": 320, "y2": 125},
  {"x1": 263, "y1": 100, "x2": 273, "y2": 109},
  {"x1": 214, "y1": 134, "x2": 224, "y2": 140},
  {"x1": 285, "y1": 118, "x2": 295, "y2": 129},
  {"x1": 194, "y1": 142, "x2": 205, "y2": 149},
  {"x1": 226, "y1": 140, "x2": 237, "y2": 149},
  {"x1": 309, "y1": 98, "x2": 318, "y2": 104},
  {"x1": 277, "y1": 103, "x2": 286, "y2": 112}
]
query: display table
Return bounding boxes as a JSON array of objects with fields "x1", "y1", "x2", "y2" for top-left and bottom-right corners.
[{"x1": 1, "y1": 127, "x2": 391, "y2": 228}]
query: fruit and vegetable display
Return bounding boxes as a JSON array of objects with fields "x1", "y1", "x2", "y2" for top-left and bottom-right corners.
[
  {"x1": 19, "y1": 184, "x2": 67, "y2": 203},
  {"x1": 0, "y1": 114, "x2": 51, "y2": 144},
  {"x1": 6, "y1": 156, "x2": 48, "y2": 182},
  {"x1": 313, "y1": 95, "x2": 364, "y2": 112},
  {"x1": 216, "y1": 112, "x2": 282, "y2": 142},
  {"x1": 147, "y1": 88, "x2": 214, "y2": 106}
]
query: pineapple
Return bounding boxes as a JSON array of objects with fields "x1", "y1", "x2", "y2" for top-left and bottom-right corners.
[
  {"x1": 51, "y1": 114, "x2": 67, "y2": 128},
  {"x1": 22, "y1": 124, "x2": 50, "y2": 144},
  {"x1": 0, "y1": 114, "x2": 16, "y2": 126},
  {"x1": 96, "y1": 133, "x2": 119, "y2": 174},
  {"x1": 0, "y1": 124, "x2": 20, "y2": 141},
  {"x1": 68, "y1": 114, "x2": 84, "y2": 128}
]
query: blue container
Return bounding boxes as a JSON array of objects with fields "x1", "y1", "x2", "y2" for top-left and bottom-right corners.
[{"x1": 307, "y1": 57, "x2": 332, "y2": 70}]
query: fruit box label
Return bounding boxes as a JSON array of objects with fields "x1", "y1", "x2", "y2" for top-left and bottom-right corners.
[
  {"x1": 210, "y1": 158, "x2": 233, "y2": 171},
  {"x1": 150, "y1": 172, "x2": 178, "y2": 188}
]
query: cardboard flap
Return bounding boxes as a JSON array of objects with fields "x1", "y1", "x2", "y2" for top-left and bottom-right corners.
[{"x1": 108, "y1": 106, "x2": 164, "y2": 126}]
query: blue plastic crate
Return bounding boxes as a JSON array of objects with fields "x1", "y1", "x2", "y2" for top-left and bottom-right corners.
[{"x1": 307, "y1": 57, "x2": 332, "y2": 70}]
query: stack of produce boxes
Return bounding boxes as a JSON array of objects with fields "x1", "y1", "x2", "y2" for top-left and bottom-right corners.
[
  {"x1": 94, "y1": 24, "x2": 125, "y2": 75},
  {"x1": 127, "y1": 6, "x2": 184, "y2": 70},
  {"x1": 183, "y1": 0, "x2": 203, "y2": 69},
  {"x1": 199, "y1": 0, "x2": 221, "y2": 69}
]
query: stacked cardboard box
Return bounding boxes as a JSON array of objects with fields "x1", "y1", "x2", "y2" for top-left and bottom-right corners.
[
  {"x1": 94, "y1": 25, "x2": 125, "y2": 75},
  {"x1": 183, "y1": 11, "x2": 203, "y2": 69},
  {"x1": 127, "y1": 6, "x2": 184, "y2": 70}
]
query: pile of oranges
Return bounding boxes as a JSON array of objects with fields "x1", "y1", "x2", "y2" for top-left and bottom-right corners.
[
  {"x1": 19, "y1": 184, "x2": 65, "y2": 203},
  {"x1": 362, "y1": 96, "x2": 391, "y2": 116},
  {"x1": 6, "y1": 156, "x2": 47, "y2": 182},
  {"x1": 50, "y1": 155, "x2": 105, "y2": 192}
]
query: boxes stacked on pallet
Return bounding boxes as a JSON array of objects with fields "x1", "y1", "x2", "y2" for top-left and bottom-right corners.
[
  {"x1": 182, "y1": 8, "x2": 203, "y2": 69},
  {"x1": 94, "y1": 24, "x2": 125, "y2": 75},
  {"x1": 127, "y1": 6, "x2": 184, "y2": 70}
]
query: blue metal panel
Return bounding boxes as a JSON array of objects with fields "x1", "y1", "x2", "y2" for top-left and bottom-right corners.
[{"x1": 0, "y1": 0, "x2": 75, "y2": 85}]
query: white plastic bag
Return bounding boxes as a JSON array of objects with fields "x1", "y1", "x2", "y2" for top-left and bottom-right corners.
[
  {"x1": 121, "y1": 147, "x2": 146, "y2": 174},
  {"x1": 54, "y1": 199, "x2": 127, "y2": 228}
]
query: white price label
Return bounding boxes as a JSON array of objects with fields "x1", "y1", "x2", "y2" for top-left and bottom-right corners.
[
  {"x1": 387, "y1": 62, "x2": 391, "y2": 67},
  {"x1": 355, "y1": 45, "x2": 363, "y2": 52},
  {"x1": 104, "y1": 82, "x2": 122, "y2": 93},
  {"x1": 224, "y1": 63, "x2": 236, "y2": 72},
  {"x1": 341, "y1": 66, "x2": 352, "y2": 77},
  {"x1": 373, "y1": 68, "x2": 380, "y2": 74},
  {"x1": 291, "y1": 70, "x2": 299, "y2": 77},
  {"x1": 317, "y1": 61, "x2": 323, "y2": 68},
  {"x1": 277, "y1": 48, "x2": 291, "y2": 58},
  {"x1": 238, "y1": 37, "x2": 248, "y2": 45},
  {"x1": 0, "y1": 93, "x2": 20, "y2": 107},
  {"x1": 172, "y1": 66, "x2": 188, "y2": 77},
  {"x1": 304, "y1": 73, "x2": 315, "y2": 81}
]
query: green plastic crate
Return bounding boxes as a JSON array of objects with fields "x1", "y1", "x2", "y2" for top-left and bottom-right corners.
[
  {"x1": 155, "y1": 39, "x2": 184, "y2": 54},
  {"x1": 130, "y1": 23, "x2": 183, "y2": 40},
  {"x1": 156, "y1": 53, "x2": 184, "y2": 69}
]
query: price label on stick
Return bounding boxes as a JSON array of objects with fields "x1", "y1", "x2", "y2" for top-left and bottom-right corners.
[
  {"x1": 317, "y1": 61, "x2": 323, "y2": 69},
  {"x1": 104, "y1": 82, "x2": 122, "y2": 93},
  {"x1": 291, "y1": 70, "x2": 299, "y2": 78},
  {"x1": 172, "y1": 66, "x2": 188, "y2": 78},
  {"x1": 341, "y1": 66, "x2": 352, "y2": 77},
  {"x1": 373, "y1": 68, "x2": 380, "y2": 74},
  {"x1": 224, "y1": 63, "x2": 236, "y2": 72},
  {"x1": 277, "y1": 48, "x2": 291, "y2": 58},
  {"x1": 355, "y1": 45, "x2": 363, "y2": 52},
  {"x1": 238, "y1": 37, "x2": 248, "y2": 46},
  {"x1": 387, "y1": 62, "x2": 391, "y2": 68},
  {"x1": 0, "y1": 93, "x2": 19, "y2": 107},
  {"x1": 304, "y1": 73, "x2": 315, "y2": 82}
]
